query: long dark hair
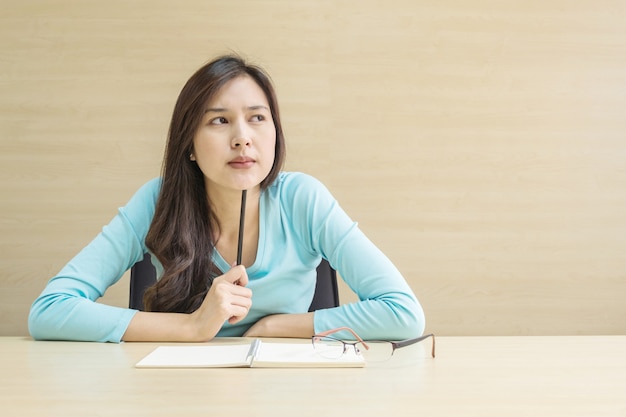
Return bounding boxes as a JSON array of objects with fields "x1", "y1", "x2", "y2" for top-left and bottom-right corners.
[{"x1": 143, "y1": 54, "x2": 286, "y2": 313}]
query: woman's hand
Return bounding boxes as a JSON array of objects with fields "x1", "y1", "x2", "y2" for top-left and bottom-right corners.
[
  {"x1": 189, "y1": 265, "x2": 253, "y2": 339},
  {"x1": 122, "y1": 265, "x2": 252, "y2": 343}
]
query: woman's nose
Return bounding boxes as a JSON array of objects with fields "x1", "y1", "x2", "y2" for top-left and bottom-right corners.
[
  {"x1": 231, "y1": 122, "x2": 252, "y2": 148},
  {"x1": 232, "y1": 136, "x2": 251, "y2": 148}
]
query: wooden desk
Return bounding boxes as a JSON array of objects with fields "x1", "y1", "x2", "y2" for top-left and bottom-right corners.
[{"x1": 1, "y1": 336, "x2": 624, "y2": 416}]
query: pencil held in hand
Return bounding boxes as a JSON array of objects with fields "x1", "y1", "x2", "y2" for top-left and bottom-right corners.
[{"x1": 236, "y1": 190, "x2": 247, "y2": 266}]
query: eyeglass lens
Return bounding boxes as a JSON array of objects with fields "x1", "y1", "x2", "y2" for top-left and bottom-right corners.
[
  {"x1": 312, "y1": 337, "x2": 347, "y2": 359},
  {"x1": 313, "y1": 337, "x2": 395, "y2": 362}
]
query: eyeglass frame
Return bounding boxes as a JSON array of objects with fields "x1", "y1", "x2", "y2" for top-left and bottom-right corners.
[{"x1": 312, "y1": 326, "x2": 436, "y2": 359}]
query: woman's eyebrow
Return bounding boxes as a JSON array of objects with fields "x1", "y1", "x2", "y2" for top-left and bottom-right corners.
[
  {"x1": 204, "y1": 107, "x2": 227, "y2": 114},
  {"x1": 247, "y1": 105, "x2": 270, "y2": 111},
  {"x1": 204, "y1": 105, "x2": 269, "y2": 114}
]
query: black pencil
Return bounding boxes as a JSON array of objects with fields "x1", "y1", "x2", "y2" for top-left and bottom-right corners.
[{"x1": 236, "y1": 189, "x2": 247, "y2": 266}]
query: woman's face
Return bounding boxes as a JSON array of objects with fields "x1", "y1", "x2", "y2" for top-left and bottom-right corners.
[{"x1": 192, "y1": 75, "x2": 276, "y2": 195}]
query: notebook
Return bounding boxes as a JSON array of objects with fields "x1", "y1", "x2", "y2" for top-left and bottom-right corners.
[{"x1": 135, "y1": 339, "x2": 365, "y2": 368}]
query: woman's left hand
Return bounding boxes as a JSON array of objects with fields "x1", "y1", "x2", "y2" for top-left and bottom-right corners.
[{"x1": 243, "y1": 312, "x2": 315, "y2": 338}]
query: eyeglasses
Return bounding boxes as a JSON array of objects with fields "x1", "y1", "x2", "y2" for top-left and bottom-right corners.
[{"x1": 312, "y1": 326, "x2": 435, "y2": 362}]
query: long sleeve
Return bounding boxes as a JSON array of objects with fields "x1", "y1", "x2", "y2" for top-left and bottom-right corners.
[
  {"x1": 278, "y1": 173, "x2": 426, "y2": 340},
  {"x1": 28, "y1": 179, "x2": 161, "y2": 342}
]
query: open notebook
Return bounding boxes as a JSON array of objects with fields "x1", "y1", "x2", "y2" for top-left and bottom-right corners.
[{"x1": 135, "y1": 339, "x2": 365, "y2": 368}]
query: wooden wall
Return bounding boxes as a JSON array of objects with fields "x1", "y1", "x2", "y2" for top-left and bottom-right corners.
[{"x1": 2, "y1": 1, "x2": 625, "y2": 336}]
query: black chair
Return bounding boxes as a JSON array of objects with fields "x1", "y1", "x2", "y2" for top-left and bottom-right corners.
[{"x1": 129, "y1": 254, "x2": 339, "y2": 312}]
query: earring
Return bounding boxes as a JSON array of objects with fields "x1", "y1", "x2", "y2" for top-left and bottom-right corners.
[{"x1": 189, "y1": 153, "x2": 195, "y2": 161}]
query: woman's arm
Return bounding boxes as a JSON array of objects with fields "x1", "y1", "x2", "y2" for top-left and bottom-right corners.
[
  {"x1": 29, "y1": 180, "x2": 158, "y2": 342},
  {"x1": 243, "y1": 312, "x2": 315, "y2": 338},
  {"x1": 123, "y1": 266, "x2": 252, "y2": 342},
  {"x1": 286, "y1": 173, "x2": 425, "y2": 340}
]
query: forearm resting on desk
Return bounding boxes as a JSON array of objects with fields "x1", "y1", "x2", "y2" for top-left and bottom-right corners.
[
  {"x1": 124, "y1": 267, "x2": 255, "y2": 342},
  {"x1": 243, "y1": 313, "x2": 315, "y2": 338},
  {"x1": 124, "y1": 312, "x2": 315, "y2": 342},
  {"x1": 122, "y1": 311, "x2": 224, "y2": 342}
]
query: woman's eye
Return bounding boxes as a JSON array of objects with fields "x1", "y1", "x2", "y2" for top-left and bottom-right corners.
[
  {"x1": 251, "y1": 115, "x2": 265, "y2": 122},
  {"x1": 210, "y1": 117, "x2": 228, "y2": 125}
]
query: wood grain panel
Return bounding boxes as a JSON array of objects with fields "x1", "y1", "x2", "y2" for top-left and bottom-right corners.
[{"x1": 2, "y1": 1, "x2": 625, "y2": 336}]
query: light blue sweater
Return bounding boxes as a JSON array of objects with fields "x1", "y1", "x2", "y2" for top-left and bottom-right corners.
[{"x1": 29, "y1": 172, "x2": 425, "y2": 342}]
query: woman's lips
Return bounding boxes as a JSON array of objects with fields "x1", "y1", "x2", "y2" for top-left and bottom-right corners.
[{"x1": 228, "y1": 156, "x2": 255, "y2": 169}]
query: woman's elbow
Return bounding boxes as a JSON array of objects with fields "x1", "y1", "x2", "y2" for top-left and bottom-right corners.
[
  {"x1": 28, "y1": 299, "x2": 50, "y2": 340},
  {"x1": 28, "y1": 293, "x2": 70, "y2": 341},
  {"x1": 393, "y1": 298, "x2": 426, "y2": 339},
  {"x1": 408, "y1": 300, "x2": 426, "y2": 337}
]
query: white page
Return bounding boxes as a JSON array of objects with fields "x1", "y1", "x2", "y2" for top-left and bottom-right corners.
[
  {"x1": 252, "y1": 341, "x2": 365, "y2": 367},
  {"x1": 136, "y1": 344, "x2": 252, "y2": 368}
]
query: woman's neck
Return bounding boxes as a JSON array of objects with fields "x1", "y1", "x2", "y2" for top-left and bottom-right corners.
[{"x1": 209, "y1": 187, "x2": 261, "y2": 266}]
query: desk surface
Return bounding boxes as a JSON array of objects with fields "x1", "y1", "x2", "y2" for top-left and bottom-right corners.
[{"x1": 1, "y1": 336, "x2": 625, "y2": 417}]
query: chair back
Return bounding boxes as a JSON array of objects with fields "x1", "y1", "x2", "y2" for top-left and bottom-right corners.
[{"x1": 129, "y1": 254, "x2": 339, "y2": 312}]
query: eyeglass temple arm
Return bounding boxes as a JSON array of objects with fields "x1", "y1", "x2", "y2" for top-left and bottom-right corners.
[{"x1": 393, "y1": 333, "x2": 436, "y2": 358}]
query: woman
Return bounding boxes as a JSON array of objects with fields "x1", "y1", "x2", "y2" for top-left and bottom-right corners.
[{"x1": 28, "y1": 54, "x2": 425, "y2": 343}]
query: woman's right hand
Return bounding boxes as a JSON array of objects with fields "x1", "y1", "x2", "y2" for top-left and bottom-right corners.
[
  {"x1": 123, "y1": 266, "x2": 252, "y2": 342},
  {"x1": 189, "y1": 265, "x2": 253, "y2": 340}
]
